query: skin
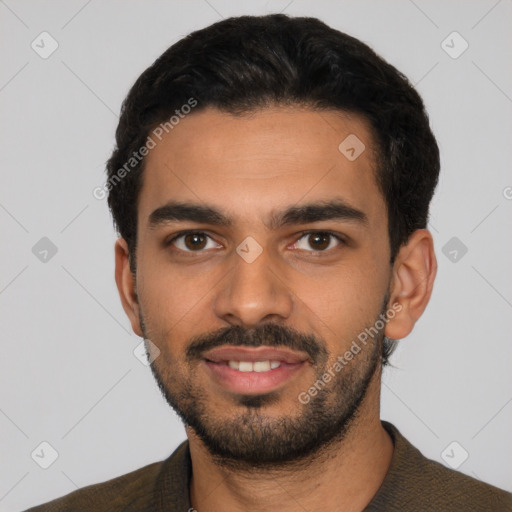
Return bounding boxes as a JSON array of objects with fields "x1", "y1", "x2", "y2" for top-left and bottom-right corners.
[{"x1": 115, "y1": 106, "x2": 437, "y2": 511}]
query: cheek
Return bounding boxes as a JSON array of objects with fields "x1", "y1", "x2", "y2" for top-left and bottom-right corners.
[
  {"x1": 137, "y1": 249, "x2": 205, "y2": 321},
  {"x1": 136, "y1": 257, "x2": 225, "y2": 361},
  {"x1": 291, "y1": 261, "x2": 388, "y2": 357},
  {"x1": 296, "y1": 259, "x2": 383, "y2": 315}
]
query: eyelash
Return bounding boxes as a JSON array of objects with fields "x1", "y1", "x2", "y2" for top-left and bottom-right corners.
[{"x1": 165, "y1": 230, "x2": 347, "y2": 254}]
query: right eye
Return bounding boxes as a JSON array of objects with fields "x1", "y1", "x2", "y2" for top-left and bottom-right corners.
[{"x1": 166, "y1": 231, "x2": 222, "y2": 252}]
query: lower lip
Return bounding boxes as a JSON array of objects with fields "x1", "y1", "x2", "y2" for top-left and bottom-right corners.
[{"x1": 204, "y1": 360, "x2": 307, "y2": 395}]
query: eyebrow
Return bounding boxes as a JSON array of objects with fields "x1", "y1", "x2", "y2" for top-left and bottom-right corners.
[{"x1": 148, "y1": 198, "x2": 368, "y2": 230}]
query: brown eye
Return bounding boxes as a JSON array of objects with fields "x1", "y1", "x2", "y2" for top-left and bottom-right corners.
[
  {"x1": 168, "y1": 231, "x2": 221, "y2": 252},
  {"x1": 183, "y1": 233, "x2": 207, "y2": 250},
  {"x1": 293, "y1": 231, "x2": 344, "y2": 252},
  {"x1": 307, "y1": 233, "x2": 330, "y2": 251}
]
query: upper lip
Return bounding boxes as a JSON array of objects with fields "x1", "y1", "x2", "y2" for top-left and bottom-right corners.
[{"x1": 203, "y1": 346, "x2": 310, "y2": 364}]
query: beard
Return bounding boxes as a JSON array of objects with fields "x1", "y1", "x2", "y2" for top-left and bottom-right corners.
[{"x1": 140, "y1": 300, "x2": 386, "y2": 471}]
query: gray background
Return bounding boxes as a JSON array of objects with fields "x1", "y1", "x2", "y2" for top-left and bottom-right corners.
[{"x1": 1, "y1": 0, "x2": 511, "y2": 510}]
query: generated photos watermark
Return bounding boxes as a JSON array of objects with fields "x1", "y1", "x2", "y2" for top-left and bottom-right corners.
[
  {"x1": 93, "y1": 97, "x2": 198, "y2": 200},
  {"x1": 298, "y1": 302, "x2": 402, "y2": 404}
]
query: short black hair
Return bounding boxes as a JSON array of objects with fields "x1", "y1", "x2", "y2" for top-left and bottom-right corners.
[{"x1": 106, "y1": 14, "x2": 440, "y2": 366}]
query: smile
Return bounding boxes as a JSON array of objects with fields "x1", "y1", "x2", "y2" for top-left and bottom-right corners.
[
  {"x1": 202, "y1": 346, "x2": 310, "y2": 394},
  {"x1": 226, "y1": 360, "x2": 281, "y2": 372}
]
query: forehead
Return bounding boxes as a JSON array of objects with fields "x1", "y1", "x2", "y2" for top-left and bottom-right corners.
[{"x1": 138, "y1": 106, "x2": 386, "y2": 231}]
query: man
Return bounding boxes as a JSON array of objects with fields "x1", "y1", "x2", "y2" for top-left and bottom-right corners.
[{"x1": 27, "y1": 13, "x2": 511, "y2": 512}]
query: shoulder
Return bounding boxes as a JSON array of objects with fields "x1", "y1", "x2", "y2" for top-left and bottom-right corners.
[
  {"x1": 24, "y1": 459, "x2": 164, "y2": 512},
  {"x1": 369, "y1": 421, "x2": 512, "y2": 511},
  {"x1": 397, "y1": 449, "x2": 512, "y2": 510}
]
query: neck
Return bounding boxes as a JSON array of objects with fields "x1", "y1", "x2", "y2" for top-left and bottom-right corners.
[{"x1": 187, "y1": 373, "x2": 393, "y2": 512}]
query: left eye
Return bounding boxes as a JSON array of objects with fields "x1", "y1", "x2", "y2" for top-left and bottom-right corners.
[{"x1": 292, "y1": 232, "x2": 344, "y2": 252}]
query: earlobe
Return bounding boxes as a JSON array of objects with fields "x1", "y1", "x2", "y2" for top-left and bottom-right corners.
[
  {"x1": 385, "y1": 229, "x2": 437, "y2": 340},
  {"x1": 114, "y1": 238, "x2": 143, "y2": 337}
]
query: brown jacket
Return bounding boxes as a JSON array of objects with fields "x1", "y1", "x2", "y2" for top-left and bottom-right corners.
[{"x1": 25, "y1": 421, "x2": 512, "y2": 511}]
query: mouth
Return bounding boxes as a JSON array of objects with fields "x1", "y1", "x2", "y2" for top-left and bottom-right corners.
[{"x1": 202, "y1": 346, "x2": 310, "y2": 395}]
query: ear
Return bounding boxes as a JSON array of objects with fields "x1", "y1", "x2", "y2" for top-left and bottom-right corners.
[
  {"x1": 385, "y1": 229, "x2": 437, "y2": 340},
  {"x1": 114, "y1": 237, "x2": 143, "y2": 337}
]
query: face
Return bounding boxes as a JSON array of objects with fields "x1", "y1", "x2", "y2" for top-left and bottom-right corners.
[{"x1": 125, "y1": 106, "x2": 396, "y2": 468}]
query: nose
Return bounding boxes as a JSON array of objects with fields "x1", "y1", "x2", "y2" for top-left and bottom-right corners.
[{"x1": 213, "y1": 243, "x2": 294, "y2": 327}]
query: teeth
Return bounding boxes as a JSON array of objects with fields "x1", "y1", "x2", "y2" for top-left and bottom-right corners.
[
  {"x1": 253, "y1": 361, "x2": 270, "y2": 372},
  {"x1": 227, "y1": 360, "x2": 281, "y2": 372},
  {"x1": 238, "y1": 361, "x2": 253, "y2": 372}
]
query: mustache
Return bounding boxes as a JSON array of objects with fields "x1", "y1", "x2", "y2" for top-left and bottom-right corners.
[{"x1": 186, "y1": 323, "x2": 327, "y2": 365}]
